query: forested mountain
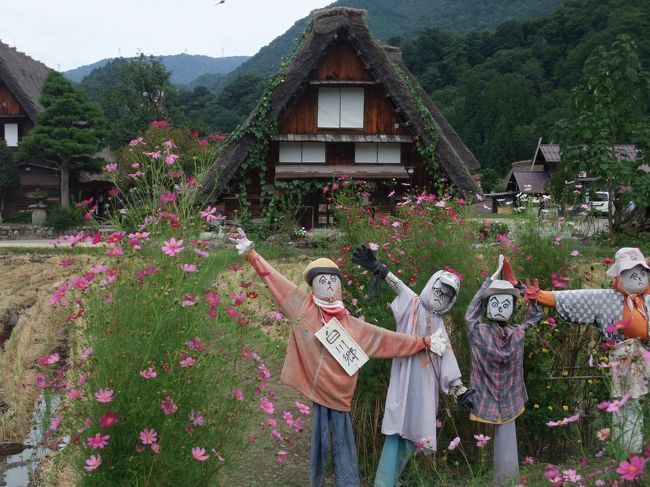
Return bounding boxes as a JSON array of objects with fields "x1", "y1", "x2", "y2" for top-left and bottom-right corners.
[
  {"x1": 390, "y1": 0, "x2": 650, "y2": 189},
  {"x1": 64, "y1": 54, "x2": 249, "y2": 85},
  {"x1": 213, "y1": 0, "x2": 567, "y2": 93}
]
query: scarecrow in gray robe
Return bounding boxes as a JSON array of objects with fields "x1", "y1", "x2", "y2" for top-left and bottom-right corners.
[
  {"x1": 465, "y1": 255, "x2": 543, "y2": 487},
  {"x1": 528, "y1": 247, "x2": 650, "y2": 452},
  {"x1": 352, "y1": 245, "x2": 475, "y2": 487}
]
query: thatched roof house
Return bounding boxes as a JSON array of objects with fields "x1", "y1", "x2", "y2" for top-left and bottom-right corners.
[
  {"x1": 0, "y1": 41, "x2": 50, "y2": 124},
  {"x1": 201, "y1": 8, "x2": 481, "y2": 226}
]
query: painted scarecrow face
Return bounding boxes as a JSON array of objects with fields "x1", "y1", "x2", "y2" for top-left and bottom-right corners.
[
  {"x1": 619, "y1": 264, "x2": 648, "y2": 295},
  {"x1": 312, "y1": 273, "x2": 341, "y2": 299},
  {"x1": 486, "y1": 294, "x2": 514, "y2": 322},
  {"x1": 430, "y1": 281, "x2": 455, "y2": 312}
]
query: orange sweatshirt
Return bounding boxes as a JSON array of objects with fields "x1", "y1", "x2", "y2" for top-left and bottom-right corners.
[{"x1": 246, "y1": 250, "x2": 427, "y2": 411}]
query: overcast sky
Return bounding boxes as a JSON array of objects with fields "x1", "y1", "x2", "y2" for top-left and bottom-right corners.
[{"x1": 2, "y1": 0, "x2": 333, "y2": 71}]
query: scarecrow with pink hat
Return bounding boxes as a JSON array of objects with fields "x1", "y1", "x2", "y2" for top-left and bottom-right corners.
[
  {"x1": 527, "y1": 247, "x2": 650, "y2": 452},
  {"x1": 230, "y1": 229, "x2": 445, "y2": 487},
  {"x1": 465, "y1": 254, "x2": 543, "y2": 486}
]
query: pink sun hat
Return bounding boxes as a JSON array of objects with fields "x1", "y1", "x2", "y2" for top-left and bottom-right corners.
[{"x1": 606, "y1": 247, "x2": 650, "y2": 277}]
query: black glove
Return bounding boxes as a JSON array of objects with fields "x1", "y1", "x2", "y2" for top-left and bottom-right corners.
[
  {"x1": 352, "y1": 244, "x2": 388, "y2": 279},
  {"x1": 457, "y1": 389, "x2": 476, "y2": 413}
]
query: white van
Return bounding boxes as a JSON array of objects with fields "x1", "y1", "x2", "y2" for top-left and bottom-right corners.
[{"x1": 589, "y1": 191, "x2": 611, "y2": 215}]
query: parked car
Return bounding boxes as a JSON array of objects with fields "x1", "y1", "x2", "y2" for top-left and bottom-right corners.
[{"x1": 589, "y1": 191, "x2": 612, "y2": 215}]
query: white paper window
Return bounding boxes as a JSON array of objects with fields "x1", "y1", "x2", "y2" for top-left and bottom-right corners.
[
  {"x1": 378, "y1": 144, "x2": 401, "y2": 163},
  {"x1": 279, "y1": 142, "x2": 302, "y2": 163},
  {"x1": 317, "y1": 88, "x2": 340, "y2": 128},
  {"x1": 4, "y1": 124, "x2": 18, "y2": 147},
  {"x1": 279, "y1": 142, "x2": 325, "y2": 163},
  {"x1": 355, "y1": 143, "x2": 401, "y2": 164},
  {"x1": 340, "y1": 88, "x2": 364, "y2": 128},
  {"x1": 318, "y1": 88, "x2": 364, "y2": 128},
  {"x1": 355, "y1": 143, "x2": 377, "y2": 164}
]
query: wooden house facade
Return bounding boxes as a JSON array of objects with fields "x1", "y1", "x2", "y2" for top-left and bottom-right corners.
[{"x1": 201, "y1": 8, "x2": 481, "y2": 227}]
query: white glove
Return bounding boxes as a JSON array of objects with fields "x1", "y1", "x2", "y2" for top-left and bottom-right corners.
[
  {"x1": 491, "y1": 254, "x2": 505, "y2": 280},
  {"x1": 428, "y1": 328, "x2": 448, "y2": 357},
  {"x1": 229, "y1": 227, "x2": 253, "y2": 255}
]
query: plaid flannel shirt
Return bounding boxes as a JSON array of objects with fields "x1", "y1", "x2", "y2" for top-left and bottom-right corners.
[{"x1": 464, "y1": 278, "x2": 543, "y2": 423}]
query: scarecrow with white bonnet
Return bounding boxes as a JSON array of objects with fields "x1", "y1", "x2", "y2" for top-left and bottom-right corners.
[
  {"x1": 351, "y1": 244, "x2": 475, "y2": 487},
  {"x1": 465, "y1": 254, "x2": 543, "y2": 487},
  {"x1": 527, "y1": 247, "x2": 650, "y2": 452},
  {"x1": 230, "y1": 229, "x2": 444, "y2": 487}
]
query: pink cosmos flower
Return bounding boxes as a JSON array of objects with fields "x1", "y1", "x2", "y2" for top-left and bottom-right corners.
[
  {"x1": 162, "y1": 238, "x2": 184, "y2": 257},
  {"x1": 233, "y1": 388, "x2": 244, "y2": 401},
  {"x1": 68, "y1": 389, "x2": 83, "y2": 400},
  {"x1": 271, "y1": 429, "x2": 284, "y2": 442},
  {"x1": 546, "y1": 411, "x2": 581, "y2": 427},
  {"x1": 87, "y1": 433, "x2": 110, "y2": 449},
  {"x1": 295, "y1": 401, "x2": 311, "y2": 415},
  {"x1": 616, "y1": 456, "x2": 645, "y2": 481},
  {"x1": 189, "y1": 410, "x2": 205, "y2": 427},
  {"x1": 260, "y1": 397, "x2": 275, "y2": 414},
  {"x1": 277, "y1": 450, "x2": 288, "y2": 464},
  {"x1": 161, "y1": 396, "x2": 178, "y2": 415},
  {"x1": 267, "y1": 418, "x2": 278, "y2": 427},
  {"x1": 194, "y1": 248, "x2": 209, "y2": 258},
  {"x1": 84, "y1": 455, "x2": 102, "y2": 472},
  {"x1": 165, "y1": 153, "x2": 179, "y2": 165},
  {"x1": 99, "y1": 412, "x2": 119, "y2": 428},
  {"x1": 192, "y1": 447, "x2": 209, "y2": 461},
  {"x1": 524, "y1": 456, "x2": 535, "y2": 465},
  {"x1": 106, "y1": 245, "x2": 123, "y2": 257},
  {"x1": 95, "y1": 389, "x2": 114, "y2": 403},
  {"x1": 448, "y1": 436, "x2": 460, "y2": 451},
  {"x1": 181, "y1": 294, "x2": 199, "y2": 307},
  {"x1": 49, "y1": 415, "x2": 64, "y2": 432},
  {"x1": 474, "y1": 434, "x2": 491, "y2": 448},
  {"x1": 180, "y1": 357, "x2": 196, "y2": 368},
  {"x1": 180, "y1": 264, "x2": 197, "y2": 273},
  {"x1": 139, "y1": 428, "x2": 157, "y2": 445},
  {"x1": 596, "y1": 428, "x2": 610, "y2": 441},
  {"x1": 38, "y1": 353, "x2": 60, "y2": 366},
  {"x1": 200, "y1": 206, "x2": 219, "y2": 223},
  {"x1": 151, "y1": 443, "x2": 160, "y2": 453},
  {"x1": 139, "y1": 368, "x2": 157, "y2": 379},
  {"x1": 104, "y1": 163, "x2": 118, "y2": 172},
  {"x1": 258, "y1": 363, "x2": 271, "y2": 380},
  {"x1": 282, "y1": 411, "x2": 294, "y2": 426},
  {"x1": 77, "y1": 373, "x2": 89, "y2": 387},
  {"x1": 268, "y1": 311, "x2": 286, "y2": 321},
  {"x1": 570, "y1": 250, "x2": 581, "y2": 257},
  {"x1": 186, "y1": 337, "x2": 206, "y2": 351},
  {"x1": 160, "y1": 192, "x2": 177, "y2": 204},
  {"x1": 151, "y1": 120, "x2": 169, "y2": 127},
  {"x1": 225, "y1": 308, "x2": 239, "y2": 319},
  {"x1": 368, "y1": 242, "x2": 379, "y2": 251}
]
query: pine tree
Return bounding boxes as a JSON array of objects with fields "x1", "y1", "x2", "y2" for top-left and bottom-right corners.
[{"x1": 17, "y1": 71, "x2": 106, "y2": 208}]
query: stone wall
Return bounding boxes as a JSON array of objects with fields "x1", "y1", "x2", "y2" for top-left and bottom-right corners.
[{"x1": 0, "y1": 224, "x2": 89, "y2": 240}]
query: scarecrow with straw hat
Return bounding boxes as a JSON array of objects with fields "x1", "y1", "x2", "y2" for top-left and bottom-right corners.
[
  {"x1": 351, "y1": 244, "x2": 475, "y2": 487},
  {"x1": 230, "y1": 229, "x2": 443, "y2": 487},
  {"x1": 465, "y1": 254, "x2": 543, "y2": 487},
  {"x1": 526, "y1": 247, "x2": 650, "y2": 453}
]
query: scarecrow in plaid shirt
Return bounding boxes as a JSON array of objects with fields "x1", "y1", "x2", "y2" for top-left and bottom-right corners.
[{"x1": 465, "y1": 254, "x2": 543, "y2": 487}]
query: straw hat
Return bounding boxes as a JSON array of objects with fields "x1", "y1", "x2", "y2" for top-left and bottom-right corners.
[{"x1": 302, "y1": 258, "x2": 342, "y2": 284}]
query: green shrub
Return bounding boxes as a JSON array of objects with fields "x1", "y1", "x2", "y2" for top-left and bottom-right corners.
[
  {"x1": 4, "y1": 210, "x2": 33, "y2": 224},
  {"x1": 45, "y1": 206, "x2": 84, "y2": 231}
]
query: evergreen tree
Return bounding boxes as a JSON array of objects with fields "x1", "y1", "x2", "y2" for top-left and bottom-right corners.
[{"x1": 17, "y1": 71, "x2": 106, "y2": 208}]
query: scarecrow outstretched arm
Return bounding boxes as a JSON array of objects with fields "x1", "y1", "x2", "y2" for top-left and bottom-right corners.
[{"x1": 245, "y1": 250, "x2": 307, "y2": 320}]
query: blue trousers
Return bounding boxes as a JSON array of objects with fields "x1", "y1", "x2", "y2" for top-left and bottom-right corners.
[
  {"x1": 310, "y1": 402, "x2": 361, "y2": 487},
  {"x1": 374, "y1": 435, "x2": 417, "y2": 487}
]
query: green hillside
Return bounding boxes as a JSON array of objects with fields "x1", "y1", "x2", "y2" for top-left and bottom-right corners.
[
  {"x1": 211, "y1": 0, "x2": 567, "y2": 92},
  {"x1": 391, "y1": 0, "x2": 650, "y2": 188}
]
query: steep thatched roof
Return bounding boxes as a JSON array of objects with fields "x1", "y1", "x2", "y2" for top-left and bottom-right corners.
[
  {"x1": 201, "y1": 8, "x2": 481, "y2": 198},
  {"x1": 0, "y1": 40, "x2": 51, "y2": 122}
]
